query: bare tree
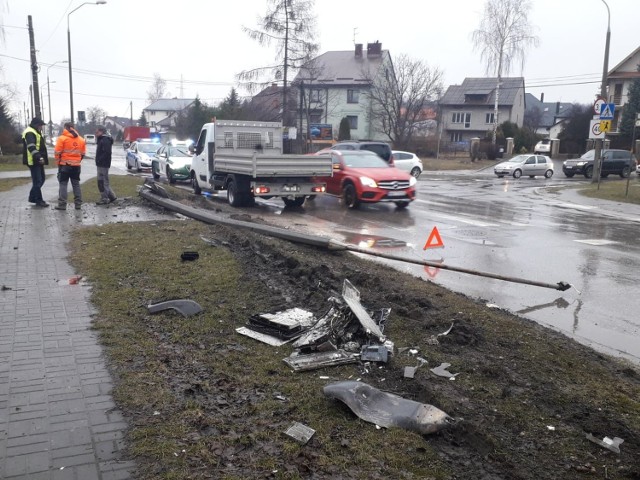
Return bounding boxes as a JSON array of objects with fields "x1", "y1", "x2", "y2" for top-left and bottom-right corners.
[
  {"x1": 365, "y1": 54, "x2": 443, "y2": 150},
  {"x1": 238, "y1": 0, "x2": 318, "y2": 125},
  {"x1": 472, "y1": 0, "x2": 539, "y2": 143},
  {"x1": 146, "y1": 73, "x2": 167, "y2": 104},
  {"x1": 87, "y1": 105, "x2": 106, "y2": 125}
]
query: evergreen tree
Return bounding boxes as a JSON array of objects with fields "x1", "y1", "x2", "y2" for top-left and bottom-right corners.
[
  {"x1": 338, "y1": 117, "x2": 351, "y2": 141},
  {"x1": 174, "y1": 97, "x2": 218, "y2": 140},
  {"x1": 219, "y1": 88, "x2": 243, "y2": 120},
  {"x1": 138, "y1": 112, "x2": 148, "y2": 127},
  {"x1": 0, "y1": 96, "x2": 20, "y2": 154},
  {"x1": 618, "y1": 68, "x2": 640, "y2": 141},
  {"x1": 558, "y1": 104, "x2": 592, "y2": 154}
]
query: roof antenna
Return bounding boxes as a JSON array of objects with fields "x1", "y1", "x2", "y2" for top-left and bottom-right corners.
[{"x1": 353, "y1": 27, "x2": 358, "y2": 46}]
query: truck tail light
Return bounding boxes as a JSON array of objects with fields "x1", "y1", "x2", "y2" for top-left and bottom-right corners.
[
  {"x1": 255, "y1": 186, "x2": 270, "y2": 194},
  {"x1": 311, "y1": 185, "x2": 326, "y2": 193}
]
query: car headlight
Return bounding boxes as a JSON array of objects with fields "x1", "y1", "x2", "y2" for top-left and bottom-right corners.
[
  {"x1": 577, "y1": 161, "x2": 586, "y2": 166},
  {"x1": 360, "y1": 176, "x2": 378, "y2": 188},
  {"x1": 409, "y1": 176, "x2": 417, "y2": 186}
]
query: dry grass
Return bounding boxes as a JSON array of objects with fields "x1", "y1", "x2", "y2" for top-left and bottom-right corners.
[{"x1": 577, "y1": 176, "x2": 640, "y2": 205}]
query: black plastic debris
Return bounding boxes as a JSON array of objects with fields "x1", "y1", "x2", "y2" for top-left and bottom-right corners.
[
  {"x1": 323, "y1": 381, "x2": 452, "y2": 435},
  {"x1": 180, "y1": 251, "x2": 199, "y2": 261},
  {"x1": 147, "y1": 299, "x2": 203, "y2": 317},
  {"x1": 237, "y1": 308, "x2": 316, "y2": 345},
  {"x1": 284, "y1": 350, "x2": 359, "y2": 371}
]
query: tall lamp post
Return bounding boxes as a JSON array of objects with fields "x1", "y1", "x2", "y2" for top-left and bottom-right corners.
[
  {"x1": 47, "y1": 61, "x2": 67, "y2": 138},
  {"x1": 67, "y1": 1, "x2": 107, "y2": 125},
  {"x1": 593, "y1": 0, "x2": 611, "y2": 185}
]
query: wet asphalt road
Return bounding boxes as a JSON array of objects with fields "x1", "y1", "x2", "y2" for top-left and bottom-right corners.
[{"x1": 111, "y1": 150, "x2": 640, "y2": 365}]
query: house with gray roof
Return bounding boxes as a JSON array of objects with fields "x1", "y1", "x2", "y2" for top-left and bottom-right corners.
[
  {"x1": 524, "y1": 93, "x2": 573, "y2": 138},
  {"x1": 143, "y1": 98, "x2": 196, "y2": 130},
  {"x1": 439, "y1": 77, "x2": 526, "y2": 143},
  {"x1": 293, "y1": 42, "x2": 393, "y2": 141},
  {"x1": 605, "y1": 45, "x2": 640, "y2": 134}
]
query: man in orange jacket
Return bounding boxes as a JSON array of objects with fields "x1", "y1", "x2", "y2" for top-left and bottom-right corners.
[{"x1": 54, "y1": 122, "x2": 86, "y2": 210}]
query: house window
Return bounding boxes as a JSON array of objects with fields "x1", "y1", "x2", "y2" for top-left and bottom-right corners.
[
  {"x1": 309, "y1": 113, "x2": 322, "y2": 123},
  {"x1": 613, "y1": 83, "x2": 623, "y2": 105},
  {"x1": 451, "y1": 112, "x2": 471, "y2": 128},
  {"x1": 310, "y1": 89, "x2": 322, "y2": 103},
  {"x1": 450, "y1": 132, "x2": 463, "y2": 142},
  {"x1": 347, "y1": 90, "x2": 360, "y2": 104},
  {"x1": 347, "y1": 115, "x2": 358, "y2": 129},
  {"x1": 485, "y1": 113, "x2": 495, "y2": 124}
]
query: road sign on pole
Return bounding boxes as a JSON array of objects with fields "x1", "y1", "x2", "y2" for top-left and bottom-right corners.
[
  {"x1": 599, "y1": 120, "x2": 612, "y2": 133},
  {"x1": 599, "y1": 103, "x2": 615, "y2": 120},
  {"x1": 593, "y1": 96, "x2": 606, "y2": 115},
  {"x1": 589, "y1": 119, "x2": 605, "y2": 139}
]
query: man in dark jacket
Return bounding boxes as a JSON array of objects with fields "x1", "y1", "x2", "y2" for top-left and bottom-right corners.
[
  {"x1": 94, "y1": 125, "x2": 117, "y2": 205},
  {"x1": 22, "y1": 117, "x2": 49, "y2": 207}
]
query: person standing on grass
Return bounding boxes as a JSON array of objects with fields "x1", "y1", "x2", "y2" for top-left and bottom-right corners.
[
  {"x1": 22, "y1": 117, "x2": 49, "y2": 207},
  {"x1": 95, "y1": 126, "x2": 117, "y2": 205},
  {"x1": 54, "y1": 122, "x2": 86, "y2": 210}
]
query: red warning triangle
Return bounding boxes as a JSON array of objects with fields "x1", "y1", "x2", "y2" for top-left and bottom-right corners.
[{"x1": 423, "y1": 226, "x2": 444, "y2": 250}]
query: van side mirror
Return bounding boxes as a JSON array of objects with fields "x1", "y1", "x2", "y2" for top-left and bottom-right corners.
[{"x1": 188, "y1": 144, "x2": 195, "y2": 154}]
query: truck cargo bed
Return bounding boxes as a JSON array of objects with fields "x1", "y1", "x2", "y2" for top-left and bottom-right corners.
[{"x1": 213, "y1": 153, "x2": 332, "y2": 178}]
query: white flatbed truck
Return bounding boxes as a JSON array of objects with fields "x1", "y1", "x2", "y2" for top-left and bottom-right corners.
[{"x1": 190, "y1": 120, "x2": 331, "y2": 207}]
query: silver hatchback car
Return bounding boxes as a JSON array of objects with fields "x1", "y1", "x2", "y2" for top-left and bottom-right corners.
[{"x1": 494, "y1": 154, "x2": 554, "y2": 179}]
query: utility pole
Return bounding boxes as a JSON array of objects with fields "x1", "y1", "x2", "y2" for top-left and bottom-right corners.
[
  {"x1": 130, "y1": 101, "x2": 133, "y2": 126},
  {"x1": 593, "y1": 0, "x2": 611, "y2": 185},
  {"x1": 27, "y1": 16, "x2": 42, "y2": 119}
]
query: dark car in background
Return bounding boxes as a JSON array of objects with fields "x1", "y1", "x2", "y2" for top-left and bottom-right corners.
[
  {"x1": 562, "y1": 149, "x2": 637, "y2": 178},
  {"x1": 331, "y1": 141, "x2": 394, "y2": 165}
]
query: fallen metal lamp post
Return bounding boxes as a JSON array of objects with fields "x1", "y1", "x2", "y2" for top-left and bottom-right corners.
[{"x1": 139, "y1": 185, "x2": 571, "y2": 292}]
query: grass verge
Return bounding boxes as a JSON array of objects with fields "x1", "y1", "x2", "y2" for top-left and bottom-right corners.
[{"x1": 577, "y1": 177, "x2": 640, "y2": 204}]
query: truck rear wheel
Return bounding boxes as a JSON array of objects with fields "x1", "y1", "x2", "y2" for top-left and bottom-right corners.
[{"x1": 227, "y1": 180, "x2": 242, "y2": 207}]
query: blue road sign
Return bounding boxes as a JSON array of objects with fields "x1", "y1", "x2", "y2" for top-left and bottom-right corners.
[{"x1": 600, "y1": 103, "x2": 615, "y2": 120}]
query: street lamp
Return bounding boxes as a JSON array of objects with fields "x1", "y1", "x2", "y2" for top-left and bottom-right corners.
[
  {"x1": 593, "y1": 0, "x2": 611, "y2": 184},
  {"x1": 67, "y1": 1, "x2": 107, "y2": 125},
  {"x1": 47, "y1": 61, "x2": 67, "y2": 138}
]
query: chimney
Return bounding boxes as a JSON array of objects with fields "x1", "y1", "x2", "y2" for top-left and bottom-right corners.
[
  {"x1": 367, "y1": 41, "x2": 382, "y2": 57},
  {"x1": 540, "y1": 92, "x2": 544, "y2": 103},
  {"x1": 556, "y1": 101, "x2": 560, "y2": 114},
  {"x1": 355, "y1": 43, "x2": 363, "y2": 58}
]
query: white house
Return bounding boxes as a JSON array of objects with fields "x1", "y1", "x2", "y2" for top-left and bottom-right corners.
[
  {"x1": 606, "y1": 45, "x2": 640, "y2": 134},
  {"x1": 143, "y1": 98, "x2": 196, "y2": 130},
  {"x1": 439, "y1": 77, "x2": 526, "y2": 143},
  {"x1": 293, "y1": 42, "x2": 393, "y2": 141}
]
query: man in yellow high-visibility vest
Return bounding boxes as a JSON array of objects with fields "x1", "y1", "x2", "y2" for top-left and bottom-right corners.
[{"x1": 21, "y1": 117, "x2": 50, "y2": 207}]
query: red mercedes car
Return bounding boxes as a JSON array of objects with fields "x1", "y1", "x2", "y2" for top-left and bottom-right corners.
[{"x1": 314, "y1": 149, "x2": 416, "y2": 209}]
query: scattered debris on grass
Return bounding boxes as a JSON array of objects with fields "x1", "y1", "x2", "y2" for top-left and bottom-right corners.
[{"x1": 147, "y1": 299, "x2": 203, "y2": 317}]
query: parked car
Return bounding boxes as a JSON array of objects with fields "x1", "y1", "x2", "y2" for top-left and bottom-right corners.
[
  {"x1": 331, "y1": 140, "x2": 394, "y2": 165},
  {"x1": 84, "y1": 134, "x2": 96, "y2": 145},
  {"x1": 534, "y1": 138, "x2": 552, "y2": 155},
  {"x1": 494, "y1": 154, "x2": 554, "y2": 179},
  {"x1": 637, "y1": 163, "x2": 640, "y2": 176},
  {"x1": 392, "y1": 150, "x2": 423, "y2": 178},
  {"x1": 314, "y1": 149, "x2": 416, "y2": 208},
  {"x1": 126, "y1": 140, "x2": 160, "y2": 172},
  {"x1": 562, "y1": 149, "x2": 637, "y2": 178},
  {"x1": 152, "y1": 142, "x2": 193, "y2": 183}
]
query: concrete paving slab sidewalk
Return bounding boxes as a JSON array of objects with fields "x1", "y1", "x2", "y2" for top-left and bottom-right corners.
[{"x1": 0, "y1": 165, "x2": 136, "y2": 479}]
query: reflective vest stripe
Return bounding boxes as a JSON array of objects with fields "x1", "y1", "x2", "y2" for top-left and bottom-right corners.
[{"x1": 21, "y1": 127, "x2": 41, "y2": 166}]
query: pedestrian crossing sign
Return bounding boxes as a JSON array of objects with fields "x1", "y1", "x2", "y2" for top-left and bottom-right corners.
[{"x1": 599, "y1": 103, "x2": 615, "y2": 120}]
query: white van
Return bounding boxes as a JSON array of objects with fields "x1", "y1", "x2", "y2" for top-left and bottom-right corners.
[{"x1": 84, "y1": 134, "x2": 96, "y2": 144}]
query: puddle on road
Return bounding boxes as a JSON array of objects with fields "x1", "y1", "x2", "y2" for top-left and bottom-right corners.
[{"x1": 338, "y1": 231, "x2": 407, "y2": 249}]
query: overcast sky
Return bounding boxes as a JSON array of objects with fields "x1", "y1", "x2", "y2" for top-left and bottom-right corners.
[{"x1": 1, "y1": 0, "x2": 637, "y2": 126}]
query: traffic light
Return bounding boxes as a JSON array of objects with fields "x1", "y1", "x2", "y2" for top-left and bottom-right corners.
[{"x1": 77, "y1": 111, "x2": 86, "y2": 125}]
